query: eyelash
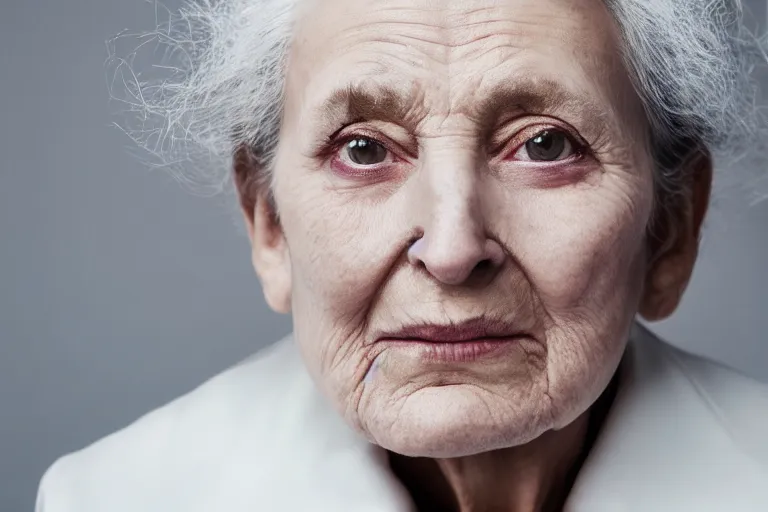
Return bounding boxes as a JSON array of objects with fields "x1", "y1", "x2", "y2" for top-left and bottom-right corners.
[
  {"x1": 316, "y1": 123, "x2": 590, "y2": 169},
  {"x1": 504, "y1": 127, "x2": 588, "y2": 163},
  {"x1": 313, "y1": 126, "x2": 391, "y2": 161}
]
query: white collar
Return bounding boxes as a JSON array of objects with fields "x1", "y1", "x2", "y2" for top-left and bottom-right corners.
[
  {"x1": 45, "y1": 323, "x2": 768, "y2": 511},
  {"x1": 563, "y1": 323, "x2": 768, "y2": 511}
]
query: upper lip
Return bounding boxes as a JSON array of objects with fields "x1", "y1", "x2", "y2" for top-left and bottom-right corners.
[{"x1": 375, "y1": 317, "x2": 524, "y2": 343}]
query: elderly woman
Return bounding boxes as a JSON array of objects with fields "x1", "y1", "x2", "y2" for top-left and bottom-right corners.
[{"x1": 37, "y1": 0, "x2": 768, "y2": 510}]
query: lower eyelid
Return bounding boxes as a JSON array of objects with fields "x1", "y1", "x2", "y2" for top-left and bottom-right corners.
[
  {"x1": 508, "y1": 152, "x2": 585, "y2": 168},
  {"x1": 331, "y1": 154, "x2": 400, "y2": 180}
]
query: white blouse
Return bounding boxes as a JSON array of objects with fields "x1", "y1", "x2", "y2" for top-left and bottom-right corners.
[{"x1": 36, "y1": 323, "x2": 768, "y2": 511}]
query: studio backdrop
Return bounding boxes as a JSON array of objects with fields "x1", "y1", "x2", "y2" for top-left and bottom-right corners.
[{"x1": 1, "y1": 1, "x2": 766, "y2": 511}]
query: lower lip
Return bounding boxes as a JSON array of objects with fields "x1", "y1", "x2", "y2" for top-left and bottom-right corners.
[{"x1": 383, "y1": 338, "x2": 519, "y2": 363}]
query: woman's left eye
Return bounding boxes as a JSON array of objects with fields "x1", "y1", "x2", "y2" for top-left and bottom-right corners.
[
  {"x1": 342, "y1": 137, "x2": 389, "y2": 165},
  {"x1": 512, "y1": 129, "x2": 576, "y2": 162}
]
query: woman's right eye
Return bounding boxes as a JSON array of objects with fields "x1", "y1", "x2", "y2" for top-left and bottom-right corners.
[{"x1": 342, "y1": 137, "x2": 389, "y2": 166}]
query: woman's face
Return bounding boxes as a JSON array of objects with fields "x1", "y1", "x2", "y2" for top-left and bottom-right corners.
[{"x1": 256, "y1": 0, "x2": 658, "y2": 457}]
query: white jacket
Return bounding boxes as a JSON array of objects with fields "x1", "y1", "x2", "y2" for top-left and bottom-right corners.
[{"x1": 35, "y1": 323, "x2": 768, "y2": 511}]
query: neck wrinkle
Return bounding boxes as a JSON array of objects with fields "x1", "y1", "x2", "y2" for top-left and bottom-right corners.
[
  {"x1": 388, "y1": 365, "x2": 623, "y2": 512},
  {"x1": 435, "y1": 412, "x2": 590, "y2": 512}
]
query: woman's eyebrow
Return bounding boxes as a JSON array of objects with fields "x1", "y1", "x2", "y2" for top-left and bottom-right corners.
[
  {"x1": 311, "y1": 81, "x2": 427, "y2": 132},
  {"x1": 475, "y1": 79, "x2": 611, "y2": 132},
  {"x1": 308, "y1": 76, "x2": 612, "y2": 135}
]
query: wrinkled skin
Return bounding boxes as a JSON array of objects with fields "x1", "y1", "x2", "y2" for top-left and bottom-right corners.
[{"x1": 238, "y1": 0, "x2": 709, "y2": 463}]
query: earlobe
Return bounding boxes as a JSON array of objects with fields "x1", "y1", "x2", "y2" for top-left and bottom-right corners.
[{"x1": 639, "y1": 254, "x2": 691, "y2": 321}]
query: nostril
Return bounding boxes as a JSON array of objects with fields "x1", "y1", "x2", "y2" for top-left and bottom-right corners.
[
  {"x1": 474, "y1": 259, "x2": 493, "y2": 273},
  {"x1": 464, "y1": 258, "x2": 500, "y2": 288}
]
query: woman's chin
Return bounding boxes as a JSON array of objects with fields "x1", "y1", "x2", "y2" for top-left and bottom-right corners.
[{"x1": 363, "y1": 385, "x2": 548, "y2": 458}]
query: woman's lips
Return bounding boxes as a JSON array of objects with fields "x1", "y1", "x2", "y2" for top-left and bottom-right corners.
[
  {"x1": 382, "y1": 338, "x2": 519, "y2": 363},
  {"x1": 374, "y1": 319, "x2": 525, "y2": 363}
]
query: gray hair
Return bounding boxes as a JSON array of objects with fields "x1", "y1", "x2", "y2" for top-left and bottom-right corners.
[{"x1": 108, "y1": 0, "x2": 768, "y2": 215}]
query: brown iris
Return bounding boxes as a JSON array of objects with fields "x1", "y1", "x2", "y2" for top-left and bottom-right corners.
[
  {"x1": 524, "y1": 130, "x2": 569, "y2": 161},
  {"x1": 346, "y1": 137, "x2": 388, "y2": 165}
]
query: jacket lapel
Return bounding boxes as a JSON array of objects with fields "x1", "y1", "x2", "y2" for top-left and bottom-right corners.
[{"x1": 565, "y1": 323, "x2": 767, "y2": 511}]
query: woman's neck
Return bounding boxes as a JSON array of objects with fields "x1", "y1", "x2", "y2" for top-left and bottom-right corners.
[{"x1": 388, "y1": 370, "x2": 620, "y2": 512}]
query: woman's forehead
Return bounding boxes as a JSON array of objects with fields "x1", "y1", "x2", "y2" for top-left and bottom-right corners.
[{"x1": 285, "y1": 0, "x2": 640, "y2": 136}]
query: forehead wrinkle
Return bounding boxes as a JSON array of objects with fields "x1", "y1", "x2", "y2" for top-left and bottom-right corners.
[{"x1": 289, "y1": 0, "x2": 637, "y2": 147}]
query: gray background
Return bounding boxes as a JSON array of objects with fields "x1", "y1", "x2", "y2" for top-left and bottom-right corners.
[{"x1": 1, "y1": 1, "x2": 766, "y2": 511}]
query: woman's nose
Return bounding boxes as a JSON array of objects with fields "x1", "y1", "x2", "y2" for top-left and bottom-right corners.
[
  {"x1": 405, "y1": 168, "x2": 506, "y2": 286},
  {"x1": 407, "y1": 231, "x2": 505, "y2": 286}
]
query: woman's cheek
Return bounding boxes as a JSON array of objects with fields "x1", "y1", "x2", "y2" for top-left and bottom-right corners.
[
  {"x1": 286, "y1": 205, "x2": 390, "y2": 359},
  {"x1": 511, "y1": 186, "x2": 648, "y2": 310},
  {"x1": 297, "y1": 202, "x2": 402, "y2": 309}
]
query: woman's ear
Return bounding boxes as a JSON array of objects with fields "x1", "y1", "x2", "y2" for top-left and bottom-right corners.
[
  {"x1": 639, "y1": 149, "x2": 712, "y2": 321},
  {"x1": 233, "y1": 146, "x2": 292, "y2": 314}
]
